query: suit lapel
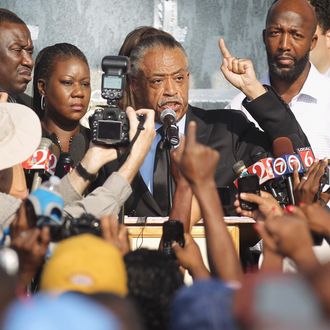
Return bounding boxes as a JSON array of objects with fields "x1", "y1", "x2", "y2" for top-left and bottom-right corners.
[
  {"x1": 185, "y1": 105, "x2": 212, "y2": 144},
  {"x1": 131, "y1": 172, "x2": 165, "y2": 216}
]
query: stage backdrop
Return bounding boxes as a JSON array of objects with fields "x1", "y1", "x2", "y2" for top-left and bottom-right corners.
[{"x1": 1, "y1": 0, "x2": 274, "y2": 108}]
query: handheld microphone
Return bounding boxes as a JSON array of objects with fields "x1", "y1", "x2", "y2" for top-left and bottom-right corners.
[
  {"x1": 232, "y1": 160, "x2": 249, "y2": 188},
  {"x1": 22, "y1": 138, "x2": 60, "y2": 191},
  {"x1": 272, "y1": 137, "x2": 304, "y2": 205},
  {"x1": 160, "y1": 108, "x2": 180, "y2": 147}
]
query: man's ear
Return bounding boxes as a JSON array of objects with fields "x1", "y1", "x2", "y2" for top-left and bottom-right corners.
[
  {"x1": 325, "y1": 29, "x2": 330, "y2": 49},
  {"x1": 262, "y1": 29, "x2": 266, "y2": 45},
  {"x1": 37, "y1": 79, "x2": 46, "y2": 96},
  {"x1": 310, "y1": 33, "x2": 318, "y2": 51}
]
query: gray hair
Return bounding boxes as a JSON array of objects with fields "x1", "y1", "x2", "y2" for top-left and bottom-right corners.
[{"x1": 129, "y1": 34, "x2": 188, "y2": 78}]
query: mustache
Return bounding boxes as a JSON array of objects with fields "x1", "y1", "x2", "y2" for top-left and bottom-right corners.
[
  {"x1": 17, "y1": 66, "x2": 32, "y2": 75},
  {"x1": 158, "y1": 98, "x2": 183, "y2": 107}
]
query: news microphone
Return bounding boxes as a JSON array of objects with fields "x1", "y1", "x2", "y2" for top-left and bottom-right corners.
[
  {"x1": 289, "y1": 133, "x2": 315, "y2": 170},
  {"x1": 22, "y1": 138, "x2": 60, "y2": 191},
  {"x1": 160, "y1": 108, "x2": 180, "y2": 147},
  {"x1": 272, "y1": 137, "x2": 304, "y2": 205},
  {"x1": 70, "y1": 134, "x2": 87, "y2": 166},
  {"x1": 248, "y1": 155, "x2": 282, "y2": 201}
]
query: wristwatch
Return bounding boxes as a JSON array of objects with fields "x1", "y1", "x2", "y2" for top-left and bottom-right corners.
[{"x1": 75, "y1": 162, "x2": 98, "y2": 182}]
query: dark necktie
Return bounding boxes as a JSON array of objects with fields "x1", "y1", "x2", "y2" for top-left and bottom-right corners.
[{"x1": 153, "y1": 128, "x2": 171, "y2": 215}]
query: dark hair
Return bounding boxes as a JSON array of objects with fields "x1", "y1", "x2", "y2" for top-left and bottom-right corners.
[
  {"x1": 32, "y1": 42, "x2": 89, "y2": 119},
  {"x1": 129, "y1": 34, "x2": 187, "y2": 78},
  {"x1": 310, "y1": 0, "x2": 330, "y2": 33},
  {"x1": 0, "y1": 8, "x2": 26, "y2": 25},
  {"x1": 119, "y1": 26, "x2": 174, "y2": 58},
  {"x1": 124, "y1": 248, "x2": 184, "y2": 330}
]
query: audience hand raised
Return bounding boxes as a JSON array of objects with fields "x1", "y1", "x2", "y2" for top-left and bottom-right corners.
[
  {"x1": 255, "y1": 214, "x2": 319, "y2": 272},
  {"x1": 175, "y1": 121, "x2": 219, "y2": 188},
  {"x1": 100, "y1": 215, "x2": 130, "y2": 255},
  {"x1": 293, "y1": 159, "x2": 328, "y2": 205},
  {"x1": 172, "y1": 233, "x2": 210, "y2": 280}
]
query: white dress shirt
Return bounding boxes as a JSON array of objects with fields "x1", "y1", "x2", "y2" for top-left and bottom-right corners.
[
  {"x1": 226, "y1": 64, "x2": 330, "y2": 159},
  {"x1": 140, "y1": 115, "x2": 186, "y2": 193}
]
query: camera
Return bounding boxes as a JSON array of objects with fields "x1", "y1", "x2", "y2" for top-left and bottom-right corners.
[
  {"x1": 38, "y1": 213, "x2": 102, "y2": 242},
  {"x1": 162, "y1": 220, "x2": 185, "y2": 258},
  {"x1": 89, "y1": 56, "x2": 130, "y2": 146}
]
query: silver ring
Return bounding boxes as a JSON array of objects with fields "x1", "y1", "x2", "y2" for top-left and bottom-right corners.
[
  {"x1": 301, "y1": 176, "x2": 308, "y2": 181},
  {"x1": 19, "y1": 231, "x2": 28, "y2": 238}
]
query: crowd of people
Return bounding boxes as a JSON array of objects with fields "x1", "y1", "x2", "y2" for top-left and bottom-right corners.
[{"x1": 1, "y1": 0, "x2": 330, "y2": 329}]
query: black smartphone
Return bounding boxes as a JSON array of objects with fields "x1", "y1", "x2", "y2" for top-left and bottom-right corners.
[
  {"x1": 162, "y1": 220, "x2": 185, "y2": 258},
  {"x1": 217, "y1": 186, "x2": 231, "y2": 206},
  {"x1": 237, "y1": 174, "x2": 260, "y2": 211}
]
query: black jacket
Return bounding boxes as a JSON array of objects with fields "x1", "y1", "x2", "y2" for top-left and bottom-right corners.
[{"x1": 100, "y1": 89, "x2": 310, "y2": 216}]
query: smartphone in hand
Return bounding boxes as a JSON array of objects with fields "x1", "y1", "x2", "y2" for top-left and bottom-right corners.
[
  {"x1": 162, "y1": 220, "x2": 185, "y2": 258},
  {"x1": 237, "y1": 174, "x2": 260, "y2": 211}
]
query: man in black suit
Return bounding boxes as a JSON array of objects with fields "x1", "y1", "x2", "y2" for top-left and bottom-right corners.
[
  {"x1": 0, "y1": 8, "x2": 33, "y2": 105},
  {"x1": 101, "y1": 32, "x2": 309, "y2": 218}
]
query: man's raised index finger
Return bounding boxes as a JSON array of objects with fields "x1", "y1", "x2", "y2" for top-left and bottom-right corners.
[
  {"x1": 186, "y1": 121, "x2": 197, "y2": 147},
  {"x1": 218, "y1": 38, "x2": 232, "y2": 59}
]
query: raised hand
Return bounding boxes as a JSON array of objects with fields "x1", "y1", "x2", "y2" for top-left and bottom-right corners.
[
  {"x1": 172, "y1": 233, "x2": 210, "y2": 280},
  {"x1": 293, "y1": 158, "x2": 328, "y2": 205},
  {"x1": 255, "y1": 214, "x2": 319, "y2": 273},
  {"x1": 100, "y1": 215, "x2": 130, "y2": 255},
  {"x1": 176, "y1": 121, "x2": 219, "y2": 187},
  {"x1": 11, "y1": 227, "x2": 50, "y2": 288},
  {"x1": 219, "y1": 38, "x2": 266, "y2": 100}
]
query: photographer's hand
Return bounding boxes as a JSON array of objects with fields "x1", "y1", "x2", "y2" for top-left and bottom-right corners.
[
  {"x1": 64, "y1": 142, "x2": 117, "y2": 196},
  {"x1": 117, "y1": 107, "x2": 155, "y2": 183},
  {"x1": 11, "y1": 227, "x2": 50, "y2": 289},
  {"x1": 10, "y1": 202, "x2": 35, "y2": 241}
]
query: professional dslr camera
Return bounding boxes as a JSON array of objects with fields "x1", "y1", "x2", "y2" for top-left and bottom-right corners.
[
  {"x1": 49, "y1": 213, "x2": 102, "y2": 242},
  {"x1": 89, "y1": 56, "x2": 129, "y2": 146}
]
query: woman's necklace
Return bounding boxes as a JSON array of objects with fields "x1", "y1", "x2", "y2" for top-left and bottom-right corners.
[{"x1": 55, "y1": 134, "x2": 73, "y2": 152}]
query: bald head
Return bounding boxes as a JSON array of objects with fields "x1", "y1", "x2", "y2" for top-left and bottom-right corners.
[
  {"x1": 267, "y1": 0, "x2": 317, "y2": 35},
  {"x1": 263, "y1": 0, "x2": 318, "y2": 84}
]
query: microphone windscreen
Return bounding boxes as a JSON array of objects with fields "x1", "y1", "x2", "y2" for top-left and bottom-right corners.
[
  {"x1": 38, "y1": 137, "x2": 53, "y2": 150},
  {"x1": 272, "y1": 137, "x2": 294, "y2": 157},
  {"x1": 232, "y1": 160, "x2": 246, "y2": 176},
  {"x1": 70, "y1": 134, "x2": 86, "y2": 166},
  {"x1": 160, "y1": 108, "x2": 176, "y2": 124},
  {"x1": 251, "y1": 151, "x2": 268, "y2": 163}
]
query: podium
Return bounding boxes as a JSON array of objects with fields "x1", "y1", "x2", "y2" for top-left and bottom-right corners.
[{"x1": 125, "y1": 216, "x2": 255, "y2": 255}]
